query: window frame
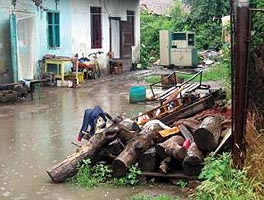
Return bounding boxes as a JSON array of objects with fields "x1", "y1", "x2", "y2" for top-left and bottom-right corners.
[
  {"x1": 90, "y1": 7, "x2": 102, "y2": 49},
  {"x1": 47, "y1": 11, "x2": 60, "y2": 48}
]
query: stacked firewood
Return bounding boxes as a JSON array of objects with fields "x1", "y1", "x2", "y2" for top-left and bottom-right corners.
[{"x1": 47, "y1": 101, "x2": 231, "y2": 183}]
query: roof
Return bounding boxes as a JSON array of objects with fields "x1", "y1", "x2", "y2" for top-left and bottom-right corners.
[{"x1": 140, "y1": 0, "x2": 174, "y2": 15}]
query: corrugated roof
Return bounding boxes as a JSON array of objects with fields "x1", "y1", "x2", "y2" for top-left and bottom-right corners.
[{"x1": 140, "y1": 0, "x2": 174, "y2": 15}]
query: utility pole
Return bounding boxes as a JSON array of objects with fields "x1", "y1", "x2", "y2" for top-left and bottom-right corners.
[{"x1": 232, "y1": 0, "x2": 250, "y2": 168}]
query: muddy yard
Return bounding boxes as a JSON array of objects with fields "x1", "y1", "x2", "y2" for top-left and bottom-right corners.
[{"x1": 0, "y1": 71, "x2": 191, "y2": 200}]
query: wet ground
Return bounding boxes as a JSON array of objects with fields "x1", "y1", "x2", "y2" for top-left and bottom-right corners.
[{"x1": 0, "y1": 70, "x2": 188, "y2": 200}]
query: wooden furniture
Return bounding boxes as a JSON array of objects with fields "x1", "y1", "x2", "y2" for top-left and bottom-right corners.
[
  {"x1": 109, "y1": 59, "x2": 123, "y2": 74},
  {"x1": 28, "y1": 79, "x2": 46, "y2": 100},
  {"x1": 44, "y1": 58, "x2": 73, "y2": 86}
]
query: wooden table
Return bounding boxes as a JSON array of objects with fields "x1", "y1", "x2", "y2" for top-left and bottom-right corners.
[{"x1": 44, "y1": 58, "x2": 73, "y2": 86}]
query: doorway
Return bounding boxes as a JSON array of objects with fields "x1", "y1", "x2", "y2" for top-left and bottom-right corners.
[{"x1": 10, "y1": 12, "x2": 37, "y2": 82}]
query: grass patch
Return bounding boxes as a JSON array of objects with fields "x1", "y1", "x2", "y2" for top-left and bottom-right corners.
[{"x1": 144, "y1": 63, "x2": 230, "y2": 85}]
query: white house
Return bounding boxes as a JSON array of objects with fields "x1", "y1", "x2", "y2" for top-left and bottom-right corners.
[{"x1": 0, "y1": 0, "x2": 140, "y2": 83}]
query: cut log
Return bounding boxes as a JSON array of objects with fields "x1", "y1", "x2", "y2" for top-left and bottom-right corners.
[
  {"x1": 138, "y1": 147, "x2": 159, "y2": 172},
  {"x1": 155, "y1": 135, "x2": 186, "y2": 160},
  {"x1": 112, "y1": 124, "x2": 160, "y2": 177},
  {"x1": 47, "y1": 126, "x2": 119, "y2": 183},
  {"x1": 193, "y1": 115, "x2": 222, "y2": 151},
  {"x1": 91, "y1": 139, "x2": 124, "y2": 164},
  {"x1": 117, "y1": 118, "x2": 141, "y2": 143},
  {"x1": 183, "y1": 143, "x2": 204, "y2": 166},
  {"x1": 183, "y1": 163, "x2": 203, "y2": 176},
  {"x1": 183, "y1": 143, "x2": 204, "y2": 176},
  {"x1": 159, "y1": 157, "x2": 171, "y2": 174}
]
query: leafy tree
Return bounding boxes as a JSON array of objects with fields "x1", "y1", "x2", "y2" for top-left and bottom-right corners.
[
  {"x1": 140, "y1": 11, "x2": 176, "y2": 67},
  {"x1": 250, "y1": 0, "x2": 264, "y2": 48},
  {"x1": 176, "y1": 0, "x2": 230, "y2": 50}
]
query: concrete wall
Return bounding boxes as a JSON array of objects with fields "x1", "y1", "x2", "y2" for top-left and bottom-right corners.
[{"x1": 0, "y1": 0, "x2": 140, "y2": 83}]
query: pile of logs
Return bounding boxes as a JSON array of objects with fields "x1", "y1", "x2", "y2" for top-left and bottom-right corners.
[{"x1": 47, "y1": 90, "x2": 231, "y2": 183}]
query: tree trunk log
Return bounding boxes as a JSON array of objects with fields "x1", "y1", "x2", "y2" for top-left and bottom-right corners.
[
  {"x1": 112, "y1": 124, "x2": 159, "y2": 177},
  {"x1": 193, "y1": 115, "x2": 222, "y2": 151},
  {"x1": 183, "y1": 163, "x2": 203, "y2": 176},
  {"x1": 91, "y1": 139, "x2": 124, "y2": 164},
  {"x1": 117, "y1": 118, "x2": 141, "y2": 144},
  {"x1": 155, "y1": 135, "x2": 186, "y2": 160},
  {"x1": 159, "y1": 157, "x2": 171, "y2": 174},
  {"x1": 47, "y1": 126, "x2": 119, "y2": 183},
  {"x1": 183, "y1": 142, "x2": 204, "y2": 166},
  {"x1": 138, "y1": 147, "x2": 159, "y2": 172}
]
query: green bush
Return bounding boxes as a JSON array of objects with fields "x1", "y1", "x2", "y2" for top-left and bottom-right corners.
[{"x1": 192, "y1": 153, "x2": 263, "y2": 200}]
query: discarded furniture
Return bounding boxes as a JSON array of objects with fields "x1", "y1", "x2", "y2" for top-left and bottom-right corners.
[
  {"x1": 21, "y1": 79, "x2": 47, "y2": 100},
  {"x1": 150, "y1": 71, "x2": 206, "y2": 104},
  {"x1": 44, "y1": 58, "x2": 72, "y2": 86},
  {"x1": 109, "y1": 59, "x2": 123, "y2": 74},
  {"x1": 108, "y1": 51, "x2": 123, "y2": 74},
  {"x1": 43, "y1": 72, "x2": 56, "y2": 86},
  {"x1": 159, "y1": 30, "x2": 198, "y2": 67},
  {"x1": 134, "y1": 91, "x2": 216, "y2": 126}
]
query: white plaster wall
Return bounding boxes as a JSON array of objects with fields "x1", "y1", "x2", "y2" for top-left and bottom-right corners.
[
  {"x1": 70, "y1": 0, "x2": 140, "y2": 73},
  {"x1": 0, "y1": 0, "x2": 140, "y2": 82}
]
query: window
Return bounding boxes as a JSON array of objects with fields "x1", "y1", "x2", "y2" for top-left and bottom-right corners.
[
  {"x1": 127, "y1": 10, "x2": 135, "y2": 46},
  {"x1": 91, "y1": 7, "x2": 102, "y2": 49},
  {"x1": 47, "y1": 12, "x2": 60, "y2": 48}
]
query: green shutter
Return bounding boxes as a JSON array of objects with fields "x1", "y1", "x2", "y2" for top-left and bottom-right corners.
[{"x1": 47, "y1": 12, "x2": 60, "y2": 48}]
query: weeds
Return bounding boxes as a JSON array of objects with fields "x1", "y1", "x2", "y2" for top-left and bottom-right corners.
[
  {"x1": 69, "y1": 159, "x2": 111, "y2": 188},
  {"x1": 111, "y1": 165, "x2": 142, "y2": 186},
  {"x1": 245, "y1": 112, "x2": 264, "y2": 196},
  {"x1": 192, "y1": 153, "x2": 263, "y2": 200},
  {"x1": 70, "y1": 160, "x2": 143, "y2": 188}
]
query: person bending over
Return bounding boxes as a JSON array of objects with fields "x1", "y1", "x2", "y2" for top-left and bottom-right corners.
[{"x1": 77, "y1": 105, "x2": 107, "y2": 141}]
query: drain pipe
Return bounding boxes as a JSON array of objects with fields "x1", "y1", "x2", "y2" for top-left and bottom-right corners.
[{"x1": 232, "y1": 0, "x2": 250, "y2": 169}]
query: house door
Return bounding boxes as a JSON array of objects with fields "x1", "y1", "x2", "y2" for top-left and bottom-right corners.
[
  {"x1": 120, "y1": 21, "x2": 132, "y2": 71},
  {"x1": 10, "y1": 12, "x2": 37, "y2": 82},
  {"x1": 110, "y1": 18, "x2": 120, "y2": 58}
]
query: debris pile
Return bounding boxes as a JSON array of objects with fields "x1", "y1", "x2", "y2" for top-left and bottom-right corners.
[{"x1": 47, "y1": 78, "x2": 231, "y2": 183}]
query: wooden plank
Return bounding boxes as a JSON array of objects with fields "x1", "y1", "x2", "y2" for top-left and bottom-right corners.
[
  {"x1": 160, "y1": 94, "x2": 215, "y2": 126},
  {"x1": 142, "y1": 171, "x2": 199, "y2": 180}
]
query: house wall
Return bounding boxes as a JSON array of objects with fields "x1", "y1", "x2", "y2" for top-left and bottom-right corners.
[
  {"x1": 0, "y1": 0, "x2": 140, "y2": 83},
  {"x1": 0, "y1": 4, "x2": 12, "y2": 83},
  {"x1": 70, "y1": 0, "x2": 140, "y2": 73}
]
